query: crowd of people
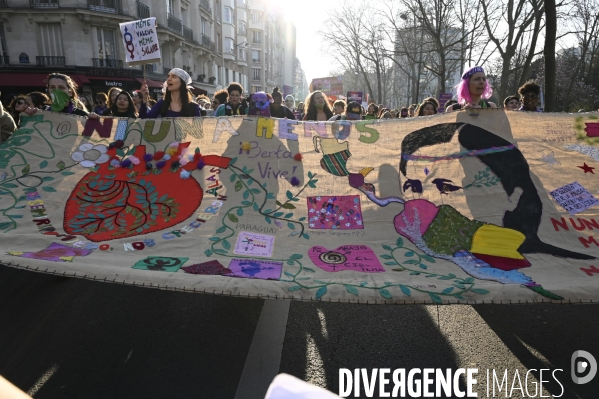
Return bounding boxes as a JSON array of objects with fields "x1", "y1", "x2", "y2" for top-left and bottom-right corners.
[{"x1": 0, "y1": 65, "x2": 559, "y2": 144}]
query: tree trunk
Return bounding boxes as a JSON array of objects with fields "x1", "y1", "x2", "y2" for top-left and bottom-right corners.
[{"x1": 544, "y1": 0, "x2": 557, "y2": 112}]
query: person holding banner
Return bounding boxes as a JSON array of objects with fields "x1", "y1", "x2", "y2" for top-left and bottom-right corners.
[
  {"x1": 214, "y1": 82, "x2": 248, "y2": 116},
  {"x1": 102, "y1": 91, "x2": 139, "y2": 118},
  {"x1": 503, "y1": 95, "x2": 520, "y2": 110},
  {"x1": 139, "y1": 68, "x2": 201, "y2": 118},
  {"x1": 446, "y1": 66, "x2": 497, "y2": 112},
  {"x1": 302, "y1": 91, "x2": 333, "y2": 121},
  {"x1": 285, "y1": 95, "x2": 295, "y2": 111},
  {"x1": 416, "y1": 97, "x2": 439, "y2": 116},
  {"x1": 24, "y1": 73, "x2": 88, "y2": 117},
  {"x1": 270, "y1": 87, "x2": 296, "y2": 119}
]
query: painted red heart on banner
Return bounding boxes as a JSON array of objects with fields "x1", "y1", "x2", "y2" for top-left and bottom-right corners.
[{"x1": 64, "y1": 143, "x2": 230, "y2": 242}]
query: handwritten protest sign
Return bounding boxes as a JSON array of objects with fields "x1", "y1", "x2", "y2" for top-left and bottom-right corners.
[
  {"x1": 549, "y1": 182, "x2": 599, "y2": 215},
  {"x1": 119, "y1": 18, "x2": 161, "y2": 66}
]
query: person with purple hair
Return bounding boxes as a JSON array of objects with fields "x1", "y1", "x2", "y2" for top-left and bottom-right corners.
[{"x1": 446, "y1": 66, "x2": 497, "y2": 112}]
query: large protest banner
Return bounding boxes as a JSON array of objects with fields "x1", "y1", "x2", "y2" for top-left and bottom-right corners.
[{"x1": 1, "y1": 111, "x2": 598, "y2": 304}]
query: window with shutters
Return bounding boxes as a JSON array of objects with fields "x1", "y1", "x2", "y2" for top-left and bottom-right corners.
[
  {"x1": 38, "y1": 23, "x2": 64, "y2": 57},
  {"x1": 97, "y1": 28, "x2": 116, "y2": 60}
]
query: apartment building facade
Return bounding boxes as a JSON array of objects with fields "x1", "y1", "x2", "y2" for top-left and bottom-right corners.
[{"x1": 0, "y1": 0, "x2": 296, "y2": 102}]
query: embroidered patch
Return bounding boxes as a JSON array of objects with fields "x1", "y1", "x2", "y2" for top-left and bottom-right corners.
[
  {"x1": 308, "y1": 245, "x2": 385, "y2": 273},
  {"x1": 306, "y1": 195, "x2": 363, "y2": 229},
  {"x1": 226, "y1": 258, "x2": 282, "y2": 280},
  {"x1": 181, "y1": 260, "x2": 231, "y2": 275},
  {"x1": 131, "y1": 256, "x2": 189, "y2": 272},
  {"x1": 550, "y1": 182, "x2": 599, "y2": 215},
  {"x1": 234, "y1": 232, "x2": 275, "y2": 257},
  {"x1": 420, "y1": 204, "x2": 483, "y2": 256},
  {"x1": 7, "y1": 242, "x2": 92, "y2": 262}
]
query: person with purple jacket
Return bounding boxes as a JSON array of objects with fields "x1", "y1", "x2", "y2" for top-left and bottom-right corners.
[{"x1": 139, "y1": 68, "x2": 201, "y2": 118}]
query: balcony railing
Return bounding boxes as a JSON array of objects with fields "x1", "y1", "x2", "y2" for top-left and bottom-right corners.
[
  {"x1": 30, "y1": 0, "x2": 59, "y2": 8},
  {"x1": 167, "y1": 13, "x2": 182, "y2": 35},
  {"x1": 92, "y1": 58, "x2": 123, "y2": 69},
  {"x1": 199, "y1": 0, "x2": 211, "y2": 15},
  {"x1": 252, "y1": 76, "x2": 261, "y2": 81},
  {"x1": 141, "y1": 64, "x2": 154, "y2": 73},
  {"x1": 183, "y1": 26, "x2": 194, "y2": 42},
  {"x1": 0, "y1": 55, "x2": 9, "y2": 65},
  {"x1": 200, "y1": 34, "x2": 216, "y2": 52},
  {"x1": 36, "y1": 56, "x2": 65, "y2": 67},
  {"x1": 136, "y1": 0, "x2": 149, "y2": 19},
  {"x1": 88, "y1": 0, "x2": 122, "y2": 14},
  {"x1": 252, "y1": 59, "x2": 260, "y2": 64}
]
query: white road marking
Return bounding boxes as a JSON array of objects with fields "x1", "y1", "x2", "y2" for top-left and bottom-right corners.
[
  {"x1": 234, "y1": 299, "x2": 290, "y2": 399},
  {"x1": 26, "y1": 363, "x2": 58, "y2": 397}
]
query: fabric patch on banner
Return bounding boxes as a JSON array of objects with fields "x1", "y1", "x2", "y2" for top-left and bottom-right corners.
[
  {"x1": 565, "y1": 144, "x2": 599, "y2": 162},
  {"x1": 7, "y1": 242, "x2": 92, "y2": 262},
  {"x1": 115, "y1": 120, "x2": 128, "y2": 141},
  {"x1": 308, "y1": 245, "x2": 385, "y2": 273},
  {"x1": 470, "y1": 224, "x2": 526, "y2": 260},
  {"x1": 181, "y1": 260, "x2": 231, "y2": 275},
  {"x1": 394, "y1": 199, "x2": 439, "y2": 236},
  {"x1": 234, "y1": 232, "x2": 275, "y2": 257},
  {"x1": 420, "y1": 204, "x2": 484, "y2": 256},
  {"x1": 320, "y1": 150, "x2": 351, "y2": 177},
  {"x1": 473, "y1": 253, "x2": 531, "y2": 271},
  {"x1": 226, "y1": 258, "x2": 282, "y2": 280},
  {"x1": 307, "y1": 195, "x2": 363, "y2": 229},
  {"x1": 549, "y1": 181, "x2": 599, "y2": 215},
  {"x1": 132, "y1": 256, "x2": 189, "y2": 272}
]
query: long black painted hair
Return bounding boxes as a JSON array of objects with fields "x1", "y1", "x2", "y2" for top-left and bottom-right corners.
[
  {"x1": 400, "y1": 122, "x2": 594, "y2": 260},
  {"x1": 159, "y1": 76, "x2": 196, "y2": 117}
]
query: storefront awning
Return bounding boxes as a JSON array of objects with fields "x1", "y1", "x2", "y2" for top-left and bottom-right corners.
[
  {"x1": 190, "y1": 86, "x2": 207, "y2": 96},
  {"x1": 136, "y1": 78, "x2": 163, "y2": 88},
  {"x1": 0, "y1": 73, "x2": 90, "y2": 87}
]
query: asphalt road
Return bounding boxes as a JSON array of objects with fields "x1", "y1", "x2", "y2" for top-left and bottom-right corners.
[{"x1": 1, "y1": 265, "x2": 598, "y2": 398}]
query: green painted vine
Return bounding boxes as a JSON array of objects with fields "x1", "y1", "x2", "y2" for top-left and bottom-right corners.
[
  {"x1": 463, "y1": 167, "x2": 501, "y2": 189},
  {"x1": 204, "y1": 158, "x2": 317, "y2": 257},
  {"x1": 0, "y1": 116, "x2": 82, "y2": 232},
  {"x1": 275, "y1": 236, "x2": 489, "y2": 303}
]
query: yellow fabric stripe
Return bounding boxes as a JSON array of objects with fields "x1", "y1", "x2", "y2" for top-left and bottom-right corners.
[{"x1": 470, "y1": 224, "x2": 526, "y2": 260}]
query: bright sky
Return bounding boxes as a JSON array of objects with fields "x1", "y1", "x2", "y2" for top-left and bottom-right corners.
[{"x1": 276, "y1": 0, "x2": 338, "y2": 83}]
